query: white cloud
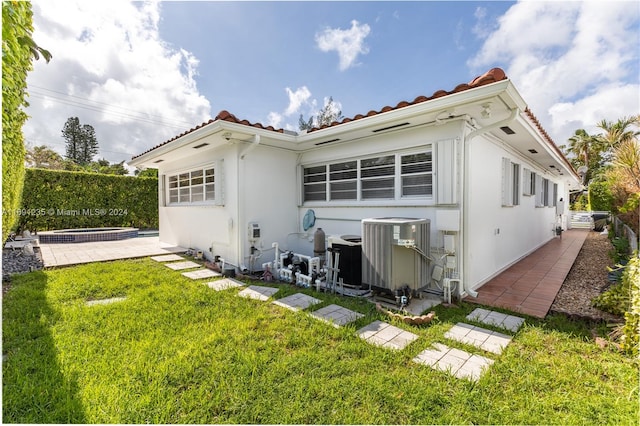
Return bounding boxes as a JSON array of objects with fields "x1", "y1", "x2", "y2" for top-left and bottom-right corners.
[
  {"x1": 24, "y1": 0, "x2": 211, "y2": 169},
  {"x1": 315, "y1": 20, "x2": 371, "y2": 71},
  {"x1": 284, "y1": 86, "x2": 312, "y2": 116},
  {"x1": 468, "y1": 1, "x2": 639, "y2": 146},
  {"x1": 267, "y1": 88, "x2": 345, "y2": 132}
]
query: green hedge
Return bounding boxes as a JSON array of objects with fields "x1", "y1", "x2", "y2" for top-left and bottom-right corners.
[
  {"x1": 17, "y1": 168, "x2": 158, "y2": 231},
  {"x1": 2, "y1": 1, "x2": 34, "y2": 241},
  {"x1": 621, "y1": 255, "x2": 639, "y2": 357}
]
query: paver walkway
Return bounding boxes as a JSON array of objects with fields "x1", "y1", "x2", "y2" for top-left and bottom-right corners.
[
  {"x1": 39, "y1": 237, "x2": 186, "y2": 267},
  {"x1": 466, "y1": 307, "x2": 525, "y2": 332},
  {"x1": 151, "y1": 254, "x2": 185, "y2": 262},
  {"x1": 164, "y1": 261, "x2": 201, "y2": 270},
  {"x1": 272, "y1": 293, "x2": 322, "y2": 312},
  {"x1": 413, "y1": 308, "x2": 525, "y2": 382},
  {"x1": 465, "y1": 229, "x2": 588, "y2": 318},
  {"x1": 205, "y1": 278, "x2": 244, "y2": 291},
  {"x1": 182, "y1": 269, "x2": 222, "y2": 279},
  {"x1": 413, "y1": 343, "x2": 494, "y2": 381},
  {"x1": 356, "y1": 320, "x2": 419, "y2": 350},
  {"x1": 444, "y1": 323, "x2": 512, "y2": 355},
  {"x1": 237, "y1": 285, "x2": 279, "y2": 301},
  {"x1": 86, "y1": 296, "x2": 127, "y2": 307},
  {"x1": 310, "y1": 304, "x2": 364, "y2": 327}
]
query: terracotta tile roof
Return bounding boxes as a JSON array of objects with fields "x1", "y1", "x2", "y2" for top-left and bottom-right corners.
[
  {"x1": 131, "y1": 67, "x2": 509, "y2": 160},
  {"x1": 305, "y1": 67, "x2": 507, "y2": 132}
]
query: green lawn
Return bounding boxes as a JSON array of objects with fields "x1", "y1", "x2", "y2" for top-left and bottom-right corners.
[{"x1": 2, "y1": 258, "x2": 638, "y2": 424}]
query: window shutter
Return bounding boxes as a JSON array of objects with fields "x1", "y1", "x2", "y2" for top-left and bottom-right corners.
[
  {"x1": 436, "y1": 139, "x2": 457, "y2": 205},
  {"x1": 501, "y1": 157, "x2": 513, "y2": 206}
]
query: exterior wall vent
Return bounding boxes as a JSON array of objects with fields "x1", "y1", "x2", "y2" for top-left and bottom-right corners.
[
  {"x1": 500, "y1": 126, "x2": 515, "y2": 135},
  {"x1": 153, "y1": 159, "x2": 164, "y2": 163},
  {"x1": 528, "y1": 149, "x2": 538, "y2": 154},
  {"x1": 372, "y1": 122, "x2": 410, "y2": 133},
  {"x1": 193, "y1": 143, "x2": 209, "y2": 149},
  {"x1": 315, "y1": 138, "x2": 341, "y2": 146}
]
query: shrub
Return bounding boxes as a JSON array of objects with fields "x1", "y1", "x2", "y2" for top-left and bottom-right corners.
[
  {"x1": 18, "y1": 168, "x2": 158, "y2": 231},
  {"x1": 588, "y1": 179, "x2": 614, "y2": 212},
  {"x1": 620, "y1": 255, "x2": 639, "y2": 357},
  {"x1": 2, "y1": 1, "x2": 34, "y2": 241}
]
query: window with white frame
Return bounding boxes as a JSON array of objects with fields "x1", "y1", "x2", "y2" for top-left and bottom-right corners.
[
  {"x1": 361, "y1": 156, "x2": 395, "y2": 199},
  {"x1": 302, "y1": 150, "x2": 433, "y2": 203},
  {"x1": 330, "y1": 161, "x2": 357, "y2": 200},
  {"x1": 502, "y1": 158, "x2": 520, "y2": 207},
  {"x1": 523, "y1": 168, "x2": 535, "y2": 196},
  {"x1": 553, "y1": 183, "x2": 558, "y2": 207},
  {"x1": 167, "y1": 165, "x2": 217, "y2": 205},
  {"x1": 401, "y1": 152, "x2": 433, "y2": 197}
]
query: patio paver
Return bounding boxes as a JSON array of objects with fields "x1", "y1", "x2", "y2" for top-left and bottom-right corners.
[
  {"x1": 310, "y1": 304, "x2": 364, "y2": 327},
  {"x1": 39, "y1": 236, "x2": 186, "y2": 267},
  {"x1": 237, "y1": 285, "x2": 279, "y2": 301},
  {"x1": 164, "y1": 261, "x2": 201, "y2": 270},
  {"x1": 182, "y1": 269, "x2": 222, "y2": 279},
  {"x1": 205, "y1": 278, "x2": 244, "y2": 291},
  {"x1": 466, "y1": 308, "x2": 525, "y2": 332},
  {"x1": 444, "y1": 322, "x2": 512, "y2": 355},
  {"x1": 356, "y1": 320, "x2": 419, "y2": 350},
  {"x1": 86, "y1": 296, "x2": 127, "y2": 306},
  {"x1": 465, "y1": 229, "x2": 588, "y2": 318},
  {"x1": 272, "y1": 293, "x2": 322, "y2": 312},
  {"x1": 413, "y1": 343, "x2": 494, "y2": 382},
  {"x1": 151, "y1": 254, "x2": 185, "y2": 262}
]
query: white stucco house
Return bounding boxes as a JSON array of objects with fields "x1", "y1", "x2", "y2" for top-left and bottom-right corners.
[{"x1": 130, "y1": 68, "x2": 581, "y2": 298}]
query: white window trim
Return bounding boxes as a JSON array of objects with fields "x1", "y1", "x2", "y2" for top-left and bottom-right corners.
[
  {"x1": 164, "y1": 160, "x2": 224, "y2": 207},
  {"x1": 301, "y1": 149, "x2": 434, "y2": 205}
]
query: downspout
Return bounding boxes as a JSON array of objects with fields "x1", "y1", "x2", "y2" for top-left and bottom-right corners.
[
  {"x1": 460, "y1": 107, "x2": 520, "y2": 298},
  {"x1": 237, "y1": 134, "x2": 260, "y2": 272}
]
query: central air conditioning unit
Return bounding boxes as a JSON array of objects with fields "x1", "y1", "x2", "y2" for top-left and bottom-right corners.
[{"x1": 361, "y1": 218, "x2": 430, "y2": 295}]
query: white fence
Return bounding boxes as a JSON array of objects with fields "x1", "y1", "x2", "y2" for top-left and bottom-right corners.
[{"x1": 569, "y1": 210, "x2": 610, "y2": 229}]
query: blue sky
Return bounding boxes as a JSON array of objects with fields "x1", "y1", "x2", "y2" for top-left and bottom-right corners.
[{"x1": 25, "y1": 1, "x2": 640, "y2": 170}]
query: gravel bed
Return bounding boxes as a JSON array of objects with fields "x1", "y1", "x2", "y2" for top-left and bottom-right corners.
[
  {"x1": 2, "y1": 246, "x2": 44, "y2": 294},
  {"x1": 550, "y1": 231, "x2": 623, "y2": 322}
]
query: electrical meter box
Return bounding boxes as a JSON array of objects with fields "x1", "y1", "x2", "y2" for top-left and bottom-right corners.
[{"x1": 248, "y1": 222, "x2": 260, "y2": 242}]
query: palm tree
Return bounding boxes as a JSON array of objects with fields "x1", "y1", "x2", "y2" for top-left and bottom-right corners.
[
  {"x1": 567, "y1": 128, "x2": 602, "y2": 183},
  {"x1": 597, "y1": 115, "x2": 640, "y2": 160}
]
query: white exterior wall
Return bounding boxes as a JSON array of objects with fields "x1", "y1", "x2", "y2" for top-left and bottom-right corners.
[
  {"x1": 465, "y1": 134, "x2": 563, "y2": 289},
  {"x1": 294, "y1": 121, "x2": 464, "y2": 255},
  {"x1": 157, "y1": 141, "x2": 299, "y2": 269}
]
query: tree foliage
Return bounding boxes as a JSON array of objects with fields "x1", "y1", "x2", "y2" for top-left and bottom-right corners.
[
  {"x1": 565, "y1": 115, "x2": 639, "y2": 234},
  {"x1": 299, "y1": 96, "x2": 344, "y2": 131},
  {"x1": 25, "y1": 145, "x2": 65, "y2": 169},
  {"x1": 62, "y1": 116, "x2": 99, "y2": 166},
  {"x1": 2, "y1": 0, "x2": 51, "y2": 241}
]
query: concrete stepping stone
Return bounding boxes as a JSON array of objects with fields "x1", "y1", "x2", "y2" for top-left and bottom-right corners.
[
  {"x1": 151, "y1": 254, "x2": 185, "y2": 262},
  {"x1": 165, "y1": 260, "x2": 201, "y2": 270},
  {"x1": 86, "y1": 296, "x2": 126, "y2": 306},
  {"x1": 466, "y1": 308, "x2": 525, "y2": 332},
  {"x1": 444, "y1": 323, "x2": 512, "y2": 355},
  {"x1": 413, "y1": 343, "x2": 494, "y2": 382},
  {"x1": 272, "y1": 293, "x2": 322, "y2": 312},
  {"x1": 310, "y1": 304, "x2": 364, "y2": 328},
  {"x1": 357, "y1": 320, "x2": 419, "y2": 350},
  {"x1": 237, "y1": 285, "x2": 279, "y2": 301},
  {"x1": 182, "y1": 269, "x2": 222, "y2": 279},
  {"x1": 205, "y1": 278, "x2": 244, "y2": 291}
]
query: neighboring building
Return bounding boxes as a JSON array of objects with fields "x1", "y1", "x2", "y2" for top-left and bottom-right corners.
[{"x1": 129, "y1": 68, "x2": 581, "y2": 298}]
